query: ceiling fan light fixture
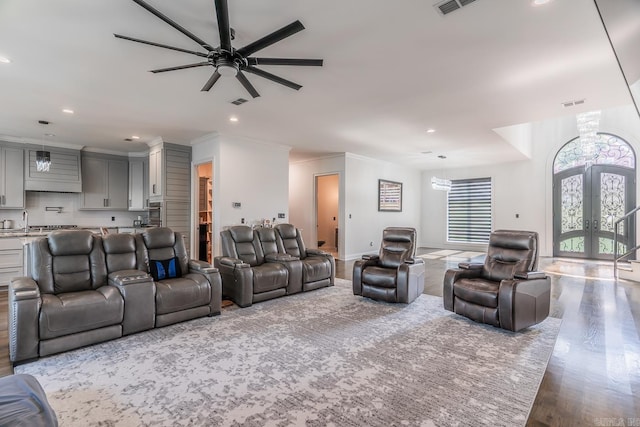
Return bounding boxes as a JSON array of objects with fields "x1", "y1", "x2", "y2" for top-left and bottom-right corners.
[{"x1": 217, "y1": 63, "x2": 238, "y2": 77}]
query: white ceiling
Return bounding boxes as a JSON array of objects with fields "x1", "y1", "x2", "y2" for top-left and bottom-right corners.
[{"x1": 0, "y1": 0, "x2": 634, "y2": 169}]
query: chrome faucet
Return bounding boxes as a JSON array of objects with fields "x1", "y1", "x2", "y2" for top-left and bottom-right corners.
[{"x1": 22, "y1": 210, "x2": 28, "y2": 232}]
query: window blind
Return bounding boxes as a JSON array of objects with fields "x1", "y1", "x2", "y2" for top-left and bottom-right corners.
[{"x1": 447, "y1": 177, "x2": 492, "y2": 243}]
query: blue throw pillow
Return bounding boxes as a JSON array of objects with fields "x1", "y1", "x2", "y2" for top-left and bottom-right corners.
[{"x1": 149, "y1": 257, "x2": 182, "y2": 281}]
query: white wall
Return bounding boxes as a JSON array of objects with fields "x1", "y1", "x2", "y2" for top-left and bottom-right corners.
[
  {"x1": 421, "y1": 104, "x2": 640, "y2": 257},
  {"x1": 344, "y1": 153, "x2": 422, "y2": 259},
  {"x1": 192, "y1": 133, "x2": 290, "y2": 256}
]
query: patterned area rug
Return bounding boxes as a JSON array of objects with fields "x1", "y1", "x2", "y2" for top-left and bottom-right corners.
[{"x1": 15, "y1": 279, "x2": 561, "y2": 426}]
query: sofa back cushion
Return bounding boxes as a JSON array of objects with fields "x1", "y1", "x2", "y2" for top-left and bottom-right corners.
[
  {"x1": 483, "y1": 230, "x2": 538, "y2": 282},
  {"x1": 102, "y1": 233, "x2": 146, "y2": 273},
  {"x1": 255, "y1": 227, "x2": 279, "y2": 257},
  {"x1": 274, "y1": 224, "x2": 306, "y2": 259},
  {"x1": 30, "y1": 230, "x2": 107, "y2": 294},
  {"x1": 141, "y1": 227, "x2": 189, "y2": 276},
  {"x1": 221, "y1": 226, "x2": 264, "y2": 266},
  {"x1": 378, "y1": 227, "x2": 416, "y2": 269}
]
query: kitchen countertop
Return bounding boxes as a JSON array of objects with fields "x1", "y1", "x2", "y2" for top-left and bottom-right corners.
[{"x1": 0, "y1": 226, "x2": 153, "y2": 238}]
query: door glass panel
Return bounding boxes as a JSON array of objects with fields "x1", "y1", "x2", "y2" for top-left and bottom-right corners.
[
  {"x1": 599, "y1": 237, "x2": 627, "y2": 255},
  {"x1": 560, "y1": 237, "x2": 585, "y2": 252},
  {"x1": 554, "y1": 133, "x2": 635, "y2": 173},
  {"x1": 561, "y1": 175, "x2": 583, "y2": 233},
  {"x1": 600, "y1": 172, "x2": 625, "y2": 234}
]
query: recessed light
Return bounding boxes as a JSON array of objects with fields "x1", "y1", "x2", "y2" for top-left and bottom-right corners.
[
  {"x1": 62, "y1": 109, "x2": 74, "y2": 114},
  {"x1": 437, "y1": 155, "x2": 447, "y2": 159},
  {"x1": 0, "y1": 56, "x2": 10, "y2": 64},
  {"x1": 532, "y1": 0, "x2": 552, "y2": 6},
  {"x1": 131, "y1": 135, "x2": 140, "y2": 140},
  {"x1": 229, "y1": 116, "x2": 238, "y2": 122},
  {"x1": 426, "y1": 129, "x2": 436, "y2": 133},
  {"x1": 124, "y1": 138, "x2": 133, "y2": 142}
]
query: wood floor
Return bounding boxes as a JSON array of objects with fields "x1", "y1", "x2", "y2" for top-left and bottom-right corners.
[{"x1": 1, "y1": 251, "x2": 639, "y2": 426}]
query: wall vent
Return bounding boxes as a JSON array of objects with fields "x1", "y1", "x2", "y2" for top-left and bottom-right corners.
[
  {"x1": 434, "y1": 0, "x2": 477, "y2": 15},
  {"x1": 231, "y1": 98, "x2": 248, "y2": 105},
  {"x1": 562, "y1": 99, "x2": 586, "y2": 108}
]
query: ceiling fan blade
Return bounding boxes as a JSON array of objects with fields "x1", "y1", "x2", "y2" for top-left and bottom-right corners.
[
  {"x1": 201, "y1": 70, "x2": 221, "y2": 91},
  {"x1": 244, "y1": 66, "x2": 302, "y2": 91},
  {"x1": 214, "y1": 0, "x2": 232, "y2": 52},
  {"x1": 237, "y1": 21, "x2": 305, "y2": 57},
  {"x1": 150, "y1": 62, "x2": 211, "y2": 73},
  {"x1": 114, "y1": 34, "x2": 208, "y2": 58},
  {"x1": 131, "y1": 0, "x2": 213, "y2": 50},
  {"x1": 236, "y1": 71, "x2": 260, "y2": 98},
  {"x1": 247, "y1": 58, "x2": 323, "y2": 67}
]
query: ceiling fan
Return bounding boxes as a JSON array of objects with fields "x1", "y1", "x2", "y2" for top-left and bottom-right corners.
[{"x1": 114, "y1": 0, "x2": 323, "y2": 98}]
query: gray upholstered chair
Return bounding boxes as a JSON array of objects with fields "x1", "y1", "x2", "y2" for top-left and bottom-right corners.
[
  {"x1": 0, "y1": 374, "x2": 58, "y2": 426},
  {"x1": 215, "y1": 225, "x2": 291, "y2": 307},
  {"x1": 9, "y1": 230, "x2": 125, "y2": 363},
  {"x1": 443, "y1": 230, "x2": 551, "y2": 332},
  {"x1": 140, "y1": 227, "x2": 222, "y2": 327},
  {"x1": 353, "y1": 227, "x2": 425, "y2": 304},
  {"x1": 274, "y1": 223, "x2": 335, "y2": 294}
]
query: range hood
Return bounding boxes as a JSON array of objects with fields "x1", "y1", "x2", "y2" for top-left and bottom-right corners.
[{"x1": 24, "y1": 148, "x2": 82, "y2": 193}]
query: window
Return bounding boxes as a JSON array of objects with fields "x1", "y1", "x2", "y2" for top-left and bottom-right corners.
[{"x1": 447, "y1": 177, "x2": 492, "y2": 243}]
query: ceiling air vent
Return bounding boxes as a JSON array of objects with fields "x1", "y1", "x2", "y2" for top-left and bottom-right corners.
[
  {"x1": 231, "y1": 98, "x2": 248, "y2": 106},
  {"x1": 434, "y1": 0, "x2": 477, "y2": 15}
]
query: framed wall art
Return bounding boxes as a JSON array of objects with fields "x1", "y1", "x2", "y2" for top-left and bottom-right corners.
[{"x1": 378, "y1": 179, "x2": 402, "y2": 212}]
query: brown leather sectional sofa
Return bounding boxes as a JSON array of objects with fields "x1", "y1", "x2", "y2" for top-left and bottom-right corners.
[{"x1": 9, "y1": 227, "x2": 221, "y2": 364}]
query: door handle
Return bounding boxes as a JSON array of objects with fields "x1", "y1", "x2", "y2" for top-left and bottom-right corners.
[
  {"x1": 152, "y1": 184, "x2": 156, "y2": 194},
  {"x1": 593, "y1": 219, "x2": 598, "y2": 230},
  {"x1": 585, "y1": 220, "x2": 589, "y2": 230}
]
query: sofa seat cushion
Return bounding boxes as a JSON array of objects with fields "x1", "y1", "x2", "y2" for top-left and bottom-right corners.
[
  {"x1": 252, "y1": 263, "x2": 288, "y2": 294},
  {"x1": 362, "y1": 266, "x2": 397, "y2": 288},
  {"x1": 453, "y1": 278, "x2": 500, "y2": 308},
  {"x1": 302, "y1": 257, "x2": 331, "y2": 283},
  {"x1": 155, "y1": 274, "x2": 211, "y2": 315},
  {"x1": 39, "y1": 287, "x2": 124, "y2": 340}
]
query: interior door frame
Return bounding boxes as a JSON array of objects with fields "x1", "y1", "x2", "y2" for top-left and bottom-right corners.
[
  {"x1": 191, "y1": 159, "x2": 214, "y2": 262},
  {"x1": 313, "y1": 172, "x2": 343, "y2": 260}
]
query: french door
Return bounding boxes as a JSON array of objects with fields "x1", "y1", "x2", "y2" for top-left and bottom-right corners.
[{"x1": 553, "y1": 165, "x2": 635, "y2": 260}]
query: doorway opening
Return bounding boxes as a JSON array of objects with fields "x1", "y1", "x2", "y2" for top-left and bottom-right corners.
[
  {"x1": 553, "y1": 133, "x2": 636, "y2": 260},
  {"x1": 196, "y1": 162, "x2": 213, "y2": 263},
  {"x1": 315, "y1": 174, "x2": 339, "y2": 259}
]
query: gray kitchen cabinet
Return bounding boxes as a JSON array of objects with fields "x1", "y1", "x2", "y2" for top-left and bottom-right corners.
[
  {"x1": 0, "y1": 238, "x2": 23, "y2": 288},
  {"x1": 149, "y1": 148, "x2": 162, "y2": 200},
  {"x1": 128, "y1": 157, "x2": 148, "y2": 211},
  {"x1": 80, "y1": 155, "x2": 128, "y2": 210},
  {"x1": 0, "y1": 145, "x2": 25, "y2": 209},
  {"x1": 24, "y1": 147, "x2": 82, "y2": 192}
]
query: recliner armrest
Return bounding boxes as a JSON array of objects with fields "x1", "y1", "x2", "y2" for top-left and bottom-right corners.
[
  {"x1": 265, "y1": 253, "x2": 300, "y2": 262},
  {"x1": 458, "y1": 262, "x2": 484, "y2": 270},
  {"x1": 9, "y1": 277, "x2": 40, "y2": 301},
  {"x1": 217, "y1": 256, "x2": 247, "y2": 267},
  {"x1": 514, "y1": 271, "x2": 547, "y2": 280},
  {"x1": 189, "y1": 259, "x2": 218, "y2": 274},
  {"x1": 404, "y1": 258, "x2": 424, "y2": 265},
  {"x1": 306, "y1": 249, "x2": 330, "y2": 257},
  {"x1": 362, "y1": 254, "x2": 379, "y2": 261},
  {"x1": 108, "y1": 270, "x2": 152, "y2": 286}
]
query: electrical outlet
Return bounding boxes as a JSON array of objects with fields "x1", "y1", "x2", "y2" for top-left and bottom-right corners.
[
  {"x1": 111, "y1": 216, "x2": 115, "y2": 221},
  {"x1": 370, "y1": 241, "x2": 373, "y2": 246},
  {"x1": 233, "y1": 202, "x2": 241, "y2": 208},
  {"x1": 278, "y1": 213, "x2": 285, "y2": 219},
  {"x1": 241, "y1": 218, "x2": 245, "y2": 224}
]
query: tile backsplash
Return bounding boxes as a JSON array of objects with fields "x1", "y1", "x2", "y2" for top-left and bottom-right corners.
[{"x1": 0, "y1": 192, "x2": 146, "y2": 228}]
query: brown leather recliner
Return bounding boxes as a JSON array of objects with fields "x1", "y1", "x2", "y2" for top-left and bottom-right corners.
[
  {"x1": 215, "y1": 225, "x2": 292, "y2": 307},
  {"x1": 353, "y1": 227, "x2": 425, "y2": 304},
  {"x1": 443, "y1": 230, "x2": 551, "y2": 332},
  {"x1": 140, "y1": 227, "x2": 222, "y2": 327},
  {"x1": 274, "y1": 223, "x2": 335, "y2": 294}
]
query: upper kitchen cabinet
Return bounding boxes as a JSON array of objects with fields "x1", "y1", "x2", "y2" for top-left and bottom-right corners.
[
  {"x1": 148, "y1": 143, "x2": 190, "y2": 202},
  {"x1": 128, "y1": 157, "x2": 148, "y2": 211},
  {"x1": 80, "y1": 154, "x2": 128, "y2": 210},
  {"x1": 149, "y1": 147, "x2": 162, "y2": 199},
  {"x1": 24, "y1": 147, "x2": 82, "y2": 192},
  {"x1": 0, "y1": 144, "x2": 24, "y2": 209}
]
